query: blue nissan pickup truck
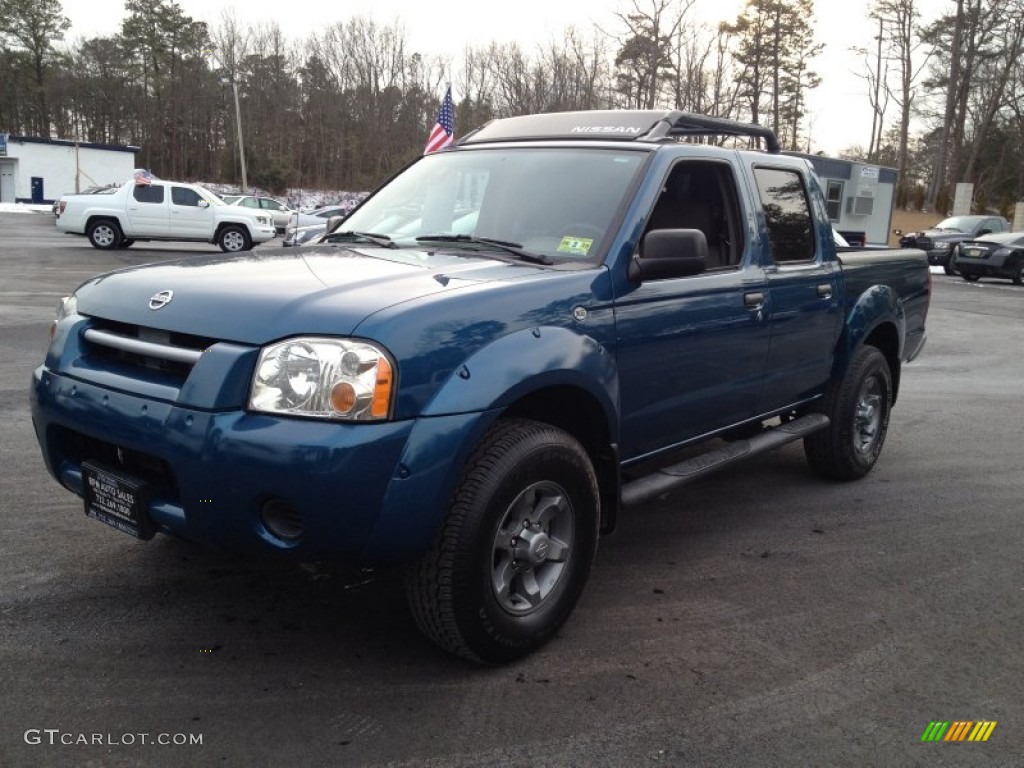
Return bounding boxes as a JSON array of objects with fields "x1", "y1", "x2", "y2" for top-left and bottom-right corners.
[{"x1": 31, "y1": 111, "x2": 929, "y2": 663}]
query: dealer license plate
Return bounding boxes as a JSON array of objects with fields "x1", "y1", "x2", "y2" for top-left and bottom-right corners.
[{"x1": 82, "y1": 461, "x2": 154, "y2": 540}]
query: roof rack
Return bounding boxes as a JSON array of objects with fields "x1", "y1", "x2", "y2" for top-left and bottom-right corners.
[
  {"x1": 457, "y1": 110, "x2": 780, "y2": 153},
  {"x1": 642, "y1": 112, "x2": 780, "y2": 153}
]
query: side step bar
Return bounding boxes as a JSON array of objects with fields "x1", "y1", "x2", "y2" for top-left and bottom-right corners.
[{"x1": 620, "y1": 413, "x2": 830, "y2": 507}]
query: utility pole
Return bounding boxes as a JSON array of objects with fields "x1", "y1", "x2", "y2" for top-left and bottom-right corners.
[{"x1": 230, "y1": 79, "x2": 248, "y2": 192}]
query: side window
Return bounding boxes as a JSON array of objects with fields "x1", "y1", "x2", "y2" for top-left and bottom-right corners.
[
  {"x1": 825, "y1": 181, "x2": 843, "y2": 222},
  {"x1": 133, "y1": 184, "x2": 165, "y2": 204},
  {"x1": 753, "y1": 167, "x2": 815, "y2": 263},
  {"x1": 644, "y1": 160, "x2": 744, "y2": 272},
  {"x1": 241, "y1": 198, "x2": 260, "y2": 209},
  {"x1": 171, "y1": 186, "x2": 202, "y2": 207},
  {"x1": 260, "y1": 199, "x2": 283, "y2": 211}
]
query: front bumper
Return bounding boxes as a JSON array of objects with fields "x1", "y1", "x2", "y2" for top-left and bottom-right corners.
[
  {"x1": 925, "y1": 248, "x2": 954, "y2": 267},
  {"x1": 251, "y1": 224, "x2": 277, "y2": 243},
  {"x1": 31, "y1": 366, "x2": 487, "y2": 563},
  {"x1": 953, "y1": 256, "x2": 1013, "y2": 279}
]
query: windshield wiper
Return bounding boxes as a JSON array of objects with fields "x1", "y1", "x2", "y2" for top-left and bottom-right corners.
[
  {"x1": 416, "y1": 234, "x2": 553, "y2": 265},
  {"x1": 323, "y1": 230, "x2": 398, "y2": 249}
]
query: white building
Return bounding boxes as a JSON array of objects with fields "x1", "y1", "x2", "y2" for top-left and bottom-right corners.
[
  {"x1": 0, "y1": 134, "x2": 138, "y2": 204},
  {"x1": 791, "y1": 152, "x2": 898, "y2": 246}
]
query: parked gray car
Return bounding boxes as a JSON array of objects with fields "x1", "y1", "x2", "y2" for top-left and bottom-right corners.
[{"x1": 899, "y1": 215, "x2": 1011, "y2": 275}]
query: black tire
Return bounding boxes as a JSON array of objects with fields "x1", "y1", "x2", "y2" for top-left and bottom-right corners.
[
  {"x1": 961, "y1": 272, "x2": 980, "y2": 282},
  {"x1": 804, "y1": 345, "x2": 892, "y2": 481},
  {"x1": 943, "y1": 263, "x2": 955, "y2": 276},
  {"x1": 118, "y1": 238, "x2": 135, "y2": 248},
  {"x1": 217, "y1": 225, "x2": 251, "y2": 253},
  {"x1": 405, "y1": 418, "x2": 600, "y2": 664},
  {"x1": 1012, "y1": 262, "x2": 1023, "y2": 286},
  {"x1": 87, "y1": 219, "x2": 123, "y2": 250}
]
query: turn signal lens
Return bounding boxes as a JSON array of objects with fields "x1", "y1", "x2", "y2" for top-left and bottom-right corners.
[{"x1": 371, "y1": 357, "x2": 393, "y2": 418}]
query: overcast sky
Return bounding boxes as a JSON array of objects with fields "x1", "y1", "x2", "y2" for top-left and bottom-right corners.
[{"x1": 60, "y1": 0, "x2": 951, "y2": 158}]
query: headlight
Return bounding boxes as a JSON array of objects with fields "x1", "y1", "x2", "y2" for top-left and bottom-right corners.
[
  {"x1": 249, "y1": 338, "x2": 395, "y2": 421},
  {"x1": 937, "y1": 241, "x2": 953, "y2": 251},
  {"x1": 993, "y1": 248, "x2": 1011, "y2": 257},
  {"x1": 255, "y1": 215, "x2": 272, "y2": 226},
  {"x1": 50, "y1": 295, "x2": 77, "y2": 340}
]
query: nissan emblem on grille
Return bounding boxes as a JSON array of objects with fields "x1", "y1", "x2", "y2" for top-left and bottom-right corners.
[{"x1": 149, "y1": 290, "x2": 174, "y2": 310}]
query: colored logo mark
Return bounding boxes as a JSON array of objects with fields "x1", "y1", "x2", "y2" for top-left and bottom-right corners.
[{"x1": 921, "y1": 721, "x2": 997, "y2": 742}]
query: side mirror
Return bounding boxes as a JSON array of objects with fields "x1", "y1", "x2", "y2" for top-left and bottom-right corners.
[
  {"x1": 326, "y1": 215, "x2": 345, "y2": 234},
  {"x1": 198, "y1": 200, "x2": 210, "y2": 208},
  {"x1": 629, "y1": 229, "x2": 708, "y2": 282}
]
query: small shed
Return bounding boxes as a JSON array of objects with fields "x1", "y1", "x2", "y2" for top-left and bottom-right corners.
[
  {"x1": 0, "y1": 134, "x2": 139, "y2": 204},
  {"x1": 789, "y1": 152, "x2": 898, "y2": 246}
]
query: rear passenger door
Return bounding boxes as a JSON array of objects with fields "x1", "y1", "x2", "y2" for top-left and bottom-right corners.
[
  {"x1": 125, "y1": 183, "x2": 168, "y2": 236},
  {"x1": 752, "y1": 166, "x2": 843, "y2": 413}
]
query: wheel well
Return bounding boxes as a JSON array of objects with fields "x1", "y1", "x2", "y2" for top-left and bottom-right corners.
[
  {"x1": 215, "y1": 222, "x2": 243, "y2": 237},
  {"x1": 502, "y1": 386, "x2": 619, "y2": 533},
  {"x1": 86, "y1": 215, "x2": 119, "y2": 231},
  {"x1": 863, "y1": 322, "x2": 901, "y2": 403}
]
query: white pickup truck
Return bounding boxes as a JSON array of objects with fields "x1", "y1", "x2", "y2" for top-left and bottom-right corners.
[{"x1": 55, "y1": 180, "x2": 277, "y2": 252}]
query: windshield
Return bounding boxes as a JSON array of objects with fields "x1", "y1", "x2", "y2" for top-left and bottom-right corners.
[
  {"x1": 933, "y1": 216, "x2": 979, "y2": 232},
  {"x1": 340, "y1": 147, "x2": 647, "y2": 263},
  {"x1": 194, "y1": 185, "x2": 225, "y2": 205}
]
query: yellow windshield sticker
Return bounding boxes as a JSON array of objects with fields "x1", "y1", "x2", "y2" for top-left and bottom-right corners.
[{"x1": 557, "y1": 236, "x2": 593, "y2": 256}]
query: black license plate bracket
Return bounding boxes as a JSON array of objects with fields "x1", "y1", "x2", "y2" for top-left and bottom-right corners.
[{"x1": 82, "y1": 461, "x2": 155, "y2": 540}]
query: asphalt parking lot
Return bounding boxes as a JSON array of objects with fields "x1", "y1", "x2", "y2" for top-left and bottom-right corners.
[{"x1": 2, "y1": 211, "x2": 1023, "y2": 767}]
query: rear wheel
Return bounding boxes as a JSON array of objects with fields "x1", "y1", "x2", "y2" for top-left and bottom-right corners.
[
  {"x1": 405, "y1": 419, "x2": 600, "y2": 664},
  {"x1": 1013, "y1": 262, "x2": 1024, "y2": 285},
  {"x1": 217, "y1": 225, "x2": 251, "y2": 253},
  {"x1": 87, "y1": 219, "x2": 122, "y2": 250},
  {"x1": 804, "y1": 345, "x2": 892, "y2": 481},
  {"x1": 118, "y1": 238, "x2": 135, "y2": 248}
]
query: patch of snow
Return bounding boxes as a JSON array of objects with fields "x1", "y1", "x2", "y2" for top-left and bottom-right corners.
[{"x1": 0, "y1": 202, "x2": 53, "y2": 214}]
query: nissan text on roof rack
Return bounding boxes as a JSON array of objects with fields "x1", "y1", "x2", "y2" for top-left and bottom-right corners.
[{"x1": 32, "y1": 110, "x2": 929, "y2": 663}]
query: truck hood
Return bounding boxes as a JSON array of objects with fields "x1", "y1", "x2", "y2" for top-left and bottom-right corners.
[
  {"x1": 73, "y1": 244, "x2": 548, "y2": 345},
  {"x1": 912, "y1": 229, "x2": 969, "y2": 243}
]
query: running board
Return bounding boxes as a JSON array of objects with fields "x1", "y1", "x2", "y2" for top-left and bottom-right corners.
[{"x1": 620, "y1": 413, "x2": 830, "y2": 507}]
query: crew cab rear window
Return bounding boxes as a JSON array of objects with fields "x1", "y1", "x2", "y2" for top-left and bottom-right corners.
[
  {"x1": 171, "y1": 187, "x2": 202, "y2": 207},
  {"x1": 133, "y1": 184, "x2": 165, "y2": 204},
  {"x1": 753, "y1": 167, "x2": 814, "y2": 263}
]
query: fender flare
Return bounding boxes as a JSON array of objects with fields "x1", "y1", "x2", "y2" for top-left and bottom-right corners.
[
  {"x1": 420, "y1": 325, "x2": 619, "y2": 432},
  {"x1": 836, "y1": 284, "x2": 906, "y2": 375}
]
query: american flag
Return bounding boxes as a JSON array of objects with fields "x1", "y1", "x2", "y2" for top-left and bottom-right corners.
[
  {"x1": 424, "y1": 85, "x2": 455, "y2": 155},
  {"x1": 134, "y1": 168, "x2": 153, "y2": 185}
]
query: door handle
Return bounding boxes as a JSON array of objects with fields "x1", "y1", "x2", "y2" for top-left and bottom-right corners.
[
  {"x1": 817, "y1": 283, "x2": 833, "y2": 299},
  {"x1": 744, "y1": 291, "x2": 765, "y2": 309}
]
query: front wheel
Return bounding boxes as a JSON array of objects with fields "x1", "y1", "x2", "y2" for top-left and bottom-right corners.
[
  {"x1": 1012, "y1": 263, "x2": 1023, "y2": 285},
  {"x1": 804, "y1": 345, "x2": 892, "y2": 481},
  {"x1": 217, "y1": 225, "x2": 251, "y2": 253},
  {"x1": 405, "y1": 419, "x2": 600, "y2": 664},
  {"x1": 961, "y1": 272, "x2": 980, "y2": 282},
  {"x1": 87, "y1": 219, "x2": 122, "y2": 250}
]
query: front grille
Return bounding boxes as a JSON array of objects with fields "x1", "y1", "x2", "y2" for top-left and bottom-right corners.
[
  {"x1": 915, "y1": 237, "x2": 932, "y2": 249},
  {"x1": 82, "y1": 319, "x2": 218, "y2": 385}
]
